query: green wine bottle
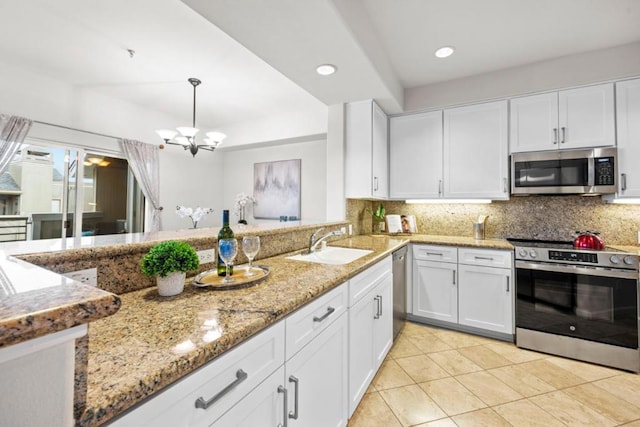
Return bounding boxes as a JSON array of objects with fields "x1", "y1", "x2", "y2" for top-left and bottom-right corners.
[{"x1": 217, "y1": 209, "x2": 234, "y2": 276}]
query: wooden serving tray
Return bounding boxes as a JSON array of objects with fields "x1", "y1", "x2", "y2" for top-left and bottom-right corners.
[{"x1": 192, "y1": 265, "x2": 270, "y2": 290}]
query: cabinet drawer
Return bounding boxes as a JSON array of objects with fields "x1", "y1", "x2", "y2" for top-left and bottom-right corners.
[
  {"x1": 458, "y1": 248, "x2": 512, "y2": 269},
  {"x1": 110, "y1": 322, "x2": 285, "y2": 427},
  {"x1": 348, "y1": 256, "x2": 392, "y2": 307},
  {"x1": 285, "y1": 283, "x2": 348, "y2": 360},
  {"x1": 413, "y1": 245, "x2": 457, "y2": 263}
]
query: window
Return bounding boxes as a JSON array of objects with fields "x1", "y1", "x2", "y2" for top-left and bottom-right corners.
[{"x1": 0, "y1": 141, "x2": 144, "y2": 241}]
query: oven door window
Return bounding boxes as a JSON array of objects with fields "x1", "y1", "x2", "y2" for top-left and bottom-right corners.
[
  {"x1": 514, "y1": 158, "x2": 588, "y2": 188},
  {"x1": 516, "y1": 269, "x2": 638, "y2": 349}
]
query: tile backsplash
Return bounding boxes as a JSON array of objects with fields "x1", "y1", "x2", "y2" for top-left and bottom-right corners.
[{"x1": 347, "y1": 197, "x2": 640, "y2": 246}]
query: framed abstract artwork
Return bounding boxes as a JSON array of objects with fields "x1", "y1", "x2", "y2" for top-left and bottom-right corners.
[{"x1": 253, "y1": 159, "x2": 301, "y2": 219}]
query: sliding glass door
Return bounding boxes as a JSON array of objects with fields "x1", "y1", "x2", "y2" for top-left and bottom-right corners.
[{"x1": 0, "y1": 140, "x2": 144, "y2": 242}]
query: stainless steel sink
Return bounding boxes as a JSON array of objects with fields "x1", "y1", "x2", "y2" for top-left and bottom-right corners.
[{"x1": 286, "y1": 246, "x2": 373, "y2": 265}]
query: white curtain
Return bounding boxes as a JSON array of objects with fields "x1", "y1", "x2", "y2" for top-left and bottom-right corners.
[
  {"x1": 0, "y1": 114, "x2": 33, "y2": 176},
  {"x1": 120, "y1": 139, "x2": 162, "y2": 232}
]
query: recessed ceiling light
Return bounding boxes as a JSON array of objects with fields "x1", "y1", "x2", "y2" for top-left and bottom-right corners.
[
  {"x1": 434, "y1": 46, "x2": 455, "y2": 58},
  {"x1": 316, "y1": 64, "x2": 337, "y2": 76}
]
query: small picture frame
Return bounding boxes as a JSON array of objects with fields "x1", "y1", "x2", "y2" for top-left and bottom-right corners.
[{"x1": 385, "y1": 214, "x2": 417, "y2": 234}]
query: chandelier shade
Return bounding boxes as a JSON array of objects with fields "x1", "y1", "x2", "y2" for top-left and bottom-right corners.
[{"x1": 156, "y1": 78, "x2": 226, "y2": 157}]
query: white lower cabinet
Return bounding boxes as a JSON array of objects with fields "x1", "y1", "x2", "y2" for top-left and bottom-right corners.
[
  {"x1": 458, "y1": 264, "x2": 512, "y2": 334},
  {"x1": 412, "y1": 245, "x2": 458, "y2": 323},
  {"x1": 285, "y1": 311, "x2": 348, "y2": 427},
  {"x1": 348, "y1": 257, "x2": 393, "y2": 417},
  {"x1": 412, "y1": 259, "x2": 458, "y2": 322},
  {"x1": 212, "y1": 366, "x2": 287, "y2": 426},
  {"x1": 411, "y1": 244, "x2": 514, "y2": 337}
]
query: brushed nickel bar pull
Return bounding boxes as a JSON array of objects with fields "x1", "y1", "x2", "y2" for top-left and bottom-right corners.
[
  {"x1": 561, "y1": 126, "x2": 566, "y2": 143},
  {"x1": 474, "y1": 256, "x2": 494, "y2": 261},
  {"x1": 452, "y1": 270, "x2": 456, "y2": 285},
  {"x1": 438, "y1": 179, "x2": 443, "y2": 196},
  {"x1": 622, "y1": 173, "x2": 627, "y2": 191},
  {"x1": 277, "y1": 385, "x2": 288, "y2": 427},
  {"x1": 506, "y1": 276, "x2": 510, "y2": 292},
  {"x1": 288, "y1": 376, "x2": 299, "y2": 420},
  {"x1": 195, "y1": 369, "x2": 248, "y2": 410},
  {"x1": 503, "y1": 177, "x2": 508, "y2": 193},
  {"x1": 373, "y1": 176, "x2": 378, "y2": 192},
  {"x1": 553, "y1": 128, "x2": 558, "y2": 144},
  {"x1": 374, "y1": 295, "x2": 382, "y2": 319},
  {"x1": 313, "y1": 306, "x2": 335, "y2": 322},
  {"x1": 426, "y1": 252, "x2": 444, "y2": 256}
]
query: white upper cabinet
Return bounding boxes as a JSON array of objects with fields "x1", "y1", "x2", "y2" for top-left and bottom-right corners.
[
  {"x1": 345, "y1": 100, "x2": 388, "y2": 199},
  {"x1": 615, "y1": 78, "x2": 640, "y2": 198},
  {"x1": 510, "y1": 92, "x2": 559, "y2": 152},
  {"x1": 389, "y1": 111, "x2": 443, "y2": 199},
  {"x1": 510, "y1": 83, "x2": 615, "y2": 153},
  {"x1": 444, "y1": 100, "x2": 509, "y2": 200}
]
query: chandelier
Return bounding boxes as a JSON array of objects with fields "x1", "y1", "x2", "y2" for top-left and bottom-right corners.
[{"x1": 156, "y1": 78, "x2": 226, "y2": 157}]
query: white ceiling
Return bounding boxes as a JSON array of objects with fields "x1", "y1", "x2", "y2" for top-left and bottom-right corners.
[{"x1": 2, "y1": 0, "x2": 640, "y2": 135}]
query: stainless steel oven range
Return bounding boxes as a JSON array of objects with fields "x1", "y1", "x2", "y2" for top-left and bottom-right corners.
[{"x1": 510, "y1": 238, "x2": 640, "y2": 372}]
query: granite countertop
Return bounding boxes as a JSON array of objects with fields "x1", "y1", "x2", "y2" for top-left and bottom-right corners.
[
  {"x1": 408, "y1": 234, "x2": 513, "y2": 250},
  {"x1": 0, "y1": 254, "x2": 120, "y2": 348}
]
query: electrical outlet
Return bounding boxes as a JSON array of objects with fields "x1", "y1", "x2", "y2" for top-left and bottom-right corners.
[
  {"x1": 340, "y1": 226, "x2": 346, "y2": 235},
  {"x1": 64, "y1": 268, "x2": 97, "y2": 286},
  {"x1": 198, "y1": 249, "x2": 216, "y2": 264},
  {"x1": 348, "y1": 224, "x2": 353, "y2": 235},
  {"x1": 637, "y1": 231, "x2": 640, "y2": 244}
]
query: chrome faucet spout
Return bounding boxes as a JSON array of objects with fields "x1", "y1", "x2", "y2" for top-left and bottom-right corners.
[{"x1": 307, "y1": 228, "x2": 345, "y2": 254}]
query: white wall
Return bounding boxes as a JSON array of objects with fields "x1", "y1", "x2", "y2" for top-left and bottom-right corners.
[
  {"x1": 405, "y1": 41, "x2": 640, "y2": 112},
  {"x1": 220, "y1": 138, "x2": 327, "y2": 223}
]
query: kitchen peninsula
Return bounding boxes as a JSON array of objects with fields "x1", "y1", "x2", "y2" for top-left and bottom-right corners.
[{"x1": 0, "y1": 219, "x2": 517, "y2": 426}]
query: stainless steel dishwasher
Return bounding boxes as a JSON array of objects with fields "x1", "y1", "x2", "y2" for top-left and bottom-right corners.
[{"x1": 392, "y1": 246, "x2": 407, "y2": 339}]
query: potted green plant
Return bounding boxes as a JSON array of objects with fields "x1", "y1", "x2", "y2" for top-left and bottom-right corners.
[
  {"x1": 140, "y1": 240, "x2": 200, "y2": 296},
  {"x1": 366, "y1": 203, "x2": 386, "y2": 233}
]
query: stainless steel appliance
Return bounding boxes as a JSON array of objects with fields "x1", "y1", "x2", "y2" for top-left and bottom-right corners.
[
  {"x1": 511, "y1": 238, "x2": 640, "y2": 372},
  {"x1": 511, "y1": 147, "x2": 617, "y2": 195},
  {"x1": 392, "y1": 246, "x2": 407, "y2": 340}
]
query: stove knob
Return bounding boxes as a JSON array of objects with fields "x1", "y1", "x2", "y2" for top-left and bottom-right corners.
[
  {"x1": 609, "y1": 255, "x2": 620, "y2": 264},
  {"x1": 529, "y1": 249, "x2": 538, "y2": 259},
  {"x1": 624, "y1": 256, "x2": 635, "y2": 265},
  {"x1": 518, "y1": 249, "x2": 528, "y2": 258}
]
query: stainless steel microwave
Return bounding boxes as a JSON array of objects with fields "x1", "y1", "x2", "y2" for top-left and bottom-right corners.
[{"x1": 511, "y1": 147, "x2": 617, "y2": 195}]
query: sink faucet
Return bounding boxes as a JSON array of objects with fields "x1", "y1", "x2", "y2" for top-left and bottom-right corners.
[{"x1": 307, "y1": 227, "x2": 345, "y2": 254}]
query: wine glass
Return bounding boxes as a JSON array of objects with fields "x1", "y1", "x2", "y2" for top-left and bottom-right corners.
[
  {"x1": 218, "y1": 238, "x2": 238, "y2": 284},
  {"x1": 242, "y1": 236, "x2": 261, "y2": 276}
]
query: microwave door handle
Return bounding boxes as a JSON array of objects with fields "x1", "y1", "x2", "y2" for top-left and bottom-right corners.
[{"x1": 586, "y1": 157, "x2": 595, "y2": 187}]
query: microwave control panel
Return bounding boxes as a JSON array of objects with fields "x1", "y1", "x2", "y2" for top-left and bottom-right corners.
[{"x1": 595, "y1": 157, "x2": 615, "y2": 186}]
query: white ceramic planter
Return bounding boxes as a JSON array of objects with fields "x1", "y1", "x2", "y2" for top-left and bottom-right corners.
[{"x1": 156, "y1": 271, "x2": 186, "y2": 296}]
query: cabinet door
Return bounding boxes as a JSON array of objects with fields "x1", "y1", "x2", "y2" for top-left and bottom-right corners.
[
  {"x1": 412, "y1": 259, "x2": 458, "y2": 323},
  {"x1": 348, "y1": 290, "x2": 376, "y2": 417},
  {"x1": 458, "y1": 264, "x2": 513, "y2": 334},
  {"x1": 389, "y1": 111, "x2": 443, "y2": 199},
  {"x1": 509, "y1": 92, "x2": 559, "y2": 153},
  {"x1": 558, "y1": 83, "x2": 615, "y2": 149},
  {"x1": 345, "y1": 100, "x2": 373, "y2": 198},
  {"x1": 372, "y1": 101, "x2": 389, "y2": 199},
  {"x1": 211, "y1": 366, "x2": 286, "y2": 427},
  {"x1": 443, "y1": 100, "x2": 509, "y2": 200},
  {"x1": 616, "y1": 78, "x2": 640, "y2": 198},
  {"x1": 286, "y1": 313, "x2": 348, "y2": 427},
  {"x1": 373, "y1": 275, "x2": 393, "y2": 369}
]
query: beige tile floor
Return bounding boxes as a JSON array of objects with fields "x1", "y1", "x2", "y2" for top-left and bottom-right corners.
[{"x1": 349, "y1": 321, "x2": 640, "y2": 427}]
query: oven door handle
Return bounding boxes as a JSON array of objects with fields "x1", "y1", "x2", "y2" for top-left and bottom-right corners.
[{"x1": 516, "y1": 260, "x2": 638, "y2": 280}]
